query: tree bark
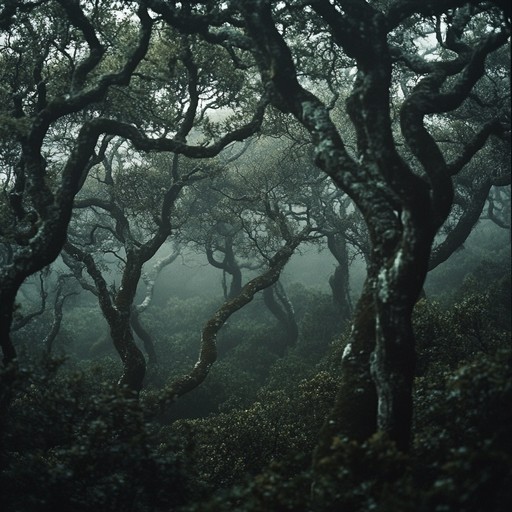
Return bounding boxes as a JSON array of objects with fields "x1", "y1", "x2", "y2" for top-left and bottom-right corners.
[
  {"x1": 131, "y1": 310, "x2": 157, "y2": 367},
  {"x1": 371, "y1": 219, "x2": 433, "y2": 450},
  {"x1": 235, "y1": 1, "x2": 508, "y2": 454},
  {"x1": 64, "y1": 242, "x2": 147, "y2": 394},
  {"x1": 314, "y1": 278, "x2": 378, "y2": 463},
  {"x1": 44, "y1": 289, "x2": 74, "y2": 355},
  {"x1": 109, "y1": 315, "x2": 147, "y2": 394}
]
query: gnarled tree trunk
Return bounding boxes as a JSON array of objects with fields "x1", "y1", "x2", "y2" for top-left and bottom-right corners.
[
  {"x1": 314, "y1": 279, "x2": 378, "y2": 464},
  {"x1": 64, "y1": 242, "x2": 147, "y2": 394}
]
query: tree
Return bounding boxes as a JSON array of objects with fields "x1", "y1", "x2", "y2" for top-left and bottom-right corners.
[
  {"x1": 62, "y1": 145, "x2": 210, "y2": 392},
  {"x1": 141, "y1": 0, "x2": 510, "y2": 451},
  {"x1": 181, "y1": 136, "x2": 322, "y2": 354},
  {"x1": 0, "y1": 1, "x2": 267, "y2": 374}
]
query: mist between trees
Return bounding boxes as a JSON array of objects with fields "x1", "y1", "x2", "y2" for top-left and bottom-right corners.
[{"x1": 0, "y1": 1, "x2": 510, "y2": 511}]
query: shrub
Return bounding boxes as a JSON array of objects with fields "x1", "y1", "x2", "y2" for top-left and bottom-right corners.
[
  {"x1": 170, "y1": 369, "x2": 339, "y2": 491},
  {"x1": 413, "y1": 348, "x2": 512, "y2": 512},
  {"x1": 1, "y1": 360, "x2": 191, "y2": 512}
]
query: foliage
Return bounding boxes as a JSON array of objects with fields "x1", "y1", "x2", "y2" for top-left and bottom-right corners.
[
  {"x1": 313, "y1": 345, "x2": 511, "y2": 512},
  {"x1": 414, "y1": 271, "x2": 511, "y2": 374},
  {"x1": 179, "y1": 459, "x2": 313, "y2": 512},
  {"x1": 413, "y1": 348, "x2": 512, "y2": 512},
  {"x1": 0, "y1": 359, "x2": 191, "y2": 512},
  {"x1": 167, "y1": 268, "x2": 511, "y2": 511},
  {"x1": 170, "y1": 369, "x2": 340, "y2": 491},
  {"x1": 1, "y1": 266, "x2": 510, "y2": 511},
  {"x1": 180, "y1": 346, "x2": 511, "y2": 512},
  {"x1": 0, "y1": 0, "x2": 510, "y2": 510}
]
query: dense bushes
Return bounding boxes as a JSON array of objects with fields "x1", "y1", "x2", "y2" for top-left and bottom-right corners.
[
  {"x1": 413, "y1": 347, "x2": 512, "y2": 512},
  {"x1": 181, "y1": 346, "x2": 511, "y2": 512},
  {"x1": 1, "y1": 270, "x2": 510, "y2": 511},
  {"x1": 174, "y1": 273, "x2": 511, "y2": 511},
  {"x1": 317, "y1": 347, "x2": 512, "y2": 512},
  {"x1": 0, "y1": 360, "x2": 191, "y2": 512},
  {"x1": 414, "y1": 270, "x2": 511, "y2": 375},
  {"x1": 170, "y1": 370, "x2": 340, "y2": 490}
]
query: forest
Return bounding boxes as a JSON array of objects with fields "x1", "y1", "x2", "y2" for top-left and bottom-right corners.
[{"x1": 0, "y1": 1, "x2": 510, "y2": 511}]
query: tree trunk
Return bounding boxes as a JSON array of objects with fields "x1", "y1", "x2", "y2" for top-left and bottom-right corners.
[
  {"x1": 131, "y1": 310, "x2": 157, "y2": 367},
  {"x1": 227, "y1": 264, "x2": 243, "y2": 299},
  {"x1": 314, "y1": 279, "x2": 378, "y2": 463},
  {"x1": 44, "y1": 294, "x2": 66, "y2": 355},
  {"x1": 64, "y1": 242, "x2": 147, "y2": 394},
  {"x1": 371, "y1": 217, "x2": 433, "y2": 450},
  {"x1": 110, "y1": 315, "x2": 146, "y2": 394},
  {"x1": 0, "y1": 284, "x2": 22, "y2": 464},
  {"x1": 371, "y1": 298, "x2": 416, "y2": 451}
]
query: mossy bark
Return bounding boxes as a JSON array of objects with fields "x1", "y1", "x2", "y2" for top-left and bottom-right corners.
[{"x1": 314, "y1": 280, "x2": 378, "y2": 464}]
